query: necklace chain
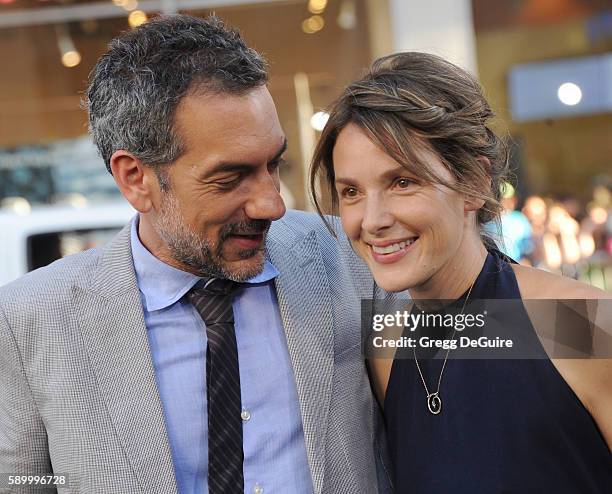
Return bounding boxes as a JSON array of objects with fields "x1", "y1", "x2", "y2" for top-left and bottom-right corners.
[{"x1": 413, "y1": 279, "x2": 476, "y2": 415}]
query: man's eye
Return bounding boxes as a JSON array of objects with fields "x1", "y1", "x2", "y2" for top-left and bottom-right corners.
[
  {"x1": 216, "y1": 175, "x2": 242, "y2": 188},
  {"x1": 269, "y1": 158, "x2": 287, "y2": 171}
]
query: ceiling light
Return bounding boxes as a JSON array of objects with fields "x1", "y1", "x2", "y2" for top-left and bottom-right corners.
[
  {"x1": 557, "y1": 82, "x2": 582, "y2": 106},
  {"x1": 310, "y1": 111, "x2": 329, "y2": 131},
  {"x1": 302, "y1": 15, "x2": 325, "y2": 34},
  {"x1": 61, "y1": 51, "x2": 81, "y2": 68},
  {"x1": 308, "y1": 0, "x2": 327, "y2": 15},
  {"x1": 56, "y1": 24, "x2": 81, "y2": 68},
  {"x1": 128, "y1": 10, "x2": 148, "y2": 27}
]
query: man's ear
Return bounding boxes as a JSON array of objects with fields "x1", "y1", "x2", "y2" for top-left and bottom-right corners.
[
  {"x1": 464, "y1": 156, "x2": 492, "y2": 213},
  {"x1": 110, "y1": 150, "x2": 156, "y2": 213}
]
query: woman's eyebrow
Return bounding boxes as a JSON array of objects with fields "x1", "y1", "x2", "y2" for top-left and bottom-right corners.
[{"x1": 334, "y1": 177, "x2": 357, "y2": 186}]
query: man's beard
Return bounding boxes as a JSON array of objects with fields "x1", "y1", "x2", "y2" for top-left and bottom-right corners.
[{"x1": 153, "y1": 191, "x2": 270, "y2": 281}]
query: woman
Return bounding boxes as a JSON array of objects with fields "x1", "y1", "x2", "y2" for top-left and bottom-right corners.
[{"x1": 310, "y1": 52, "x2": 611, "y2": 493}]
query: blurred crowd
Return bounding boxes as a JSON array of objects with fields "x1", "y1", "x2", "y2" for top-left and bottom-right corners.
[{"x1": 495, "y1": 183, "x2": 612, "y2": 291}]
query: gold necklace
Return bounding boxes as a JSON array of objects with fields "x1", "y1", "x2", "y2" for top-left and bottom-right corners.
[{"x1": 413, "y1": 279, "x2": 476, "y2": 415}]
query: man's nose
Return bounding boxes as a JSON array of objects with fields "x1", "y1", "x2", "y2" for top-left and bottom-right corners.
[{"x1": 245, "y1": 174, "x2": 286, "y2": 221}]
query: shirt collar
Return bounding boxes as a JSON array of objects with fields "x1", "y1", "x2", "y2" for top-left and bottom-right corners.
[{"x1": 130, "y1": 215, "x2": 279, "y2": 312}]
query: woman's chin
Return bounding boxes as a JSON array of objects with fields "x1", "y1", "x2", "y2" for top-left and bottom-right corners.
[
  {"x1": 362, "y1": 257, "x2": 417, "y2": 293},
  {"x1": 372, "y1": 275, "x2": 414, "y2": 293}
]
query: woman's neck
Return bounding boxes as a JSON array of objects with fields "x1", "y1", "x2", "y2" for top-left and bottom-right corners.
[{"x1": 410, "y1": 234, "x2": 488, "y2": 302}]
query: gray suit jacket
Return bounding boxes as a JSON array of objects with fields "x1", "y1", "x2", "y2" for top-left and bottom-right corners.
[{"x1": 0, "y1": 210, "x2": 393, "y2": 494}]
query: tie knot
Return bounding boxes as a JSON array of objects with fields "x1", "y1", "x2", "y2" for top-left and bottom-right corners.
[
  {"x1": 197, "y1": 278, "x2": 236, "y2": 295},
  {"x1": 188, "y1": 278, "x2": 237, "y2": 326}
]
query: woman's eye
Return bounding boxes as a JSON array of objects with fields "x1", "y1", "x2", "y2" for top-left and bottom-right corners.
[
  {"x1": 394, "y1": 177, "x2": 413, "y2": 189},
  {"x1": 342, "y1": 186, "x2": 358, "y2": 198}
]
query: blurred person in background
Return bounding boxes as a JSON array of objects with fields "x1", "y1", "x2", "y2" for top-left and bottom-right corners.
[
  {"x1": 583, "y1": 204, "x2": 609, "y2": 253},
  {"x1": 521, "y1": 191, "x2": 612, "y2": 291},
  {"x1": 522, "y1": 187, "x2": 611, "y2": 291},
  {"x1": 579, "y1": 186, "x2": 612, "y2": 290},
  {"x1": 583, "y1": 186, "x2": 611, "y2": 255},
  {"x1": 545, "y1": 202, "x2": 582, "y2": 271},
  {"x1": 498, "y1": 182, "x2": 532, "y2": 263},
  {"x1": 310, "y1": 51, "x2": 612, "y2": 494},
  {"x1": 522, "y1": 194, "x2": 548, "y2": 266},
  {"x1": 0, "y1": 14, "x2": 393, "y2": 494}
]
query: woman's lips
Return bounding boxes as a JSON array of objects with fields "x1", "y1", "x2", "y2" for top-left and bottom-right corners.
[{"x1": 369, "y1": 237, "x2": 418, "y2": 264}]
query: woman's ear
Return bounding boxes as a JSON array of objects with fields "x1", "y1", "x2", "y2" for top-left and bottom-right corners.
[
  {"x1": 465, "y1": 196, "x2": 485, "y2": 212},
  {"x1": 477, "y1": 156, "x2": 492, "y2": 188},
  {"x1": 464, "y1": 156, "x2": 491, "y2": 213}
]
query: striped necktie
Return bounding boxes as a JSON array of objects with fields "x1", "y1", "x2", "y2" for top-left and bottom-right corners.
[{"x1": 188, "y1": 278, "x2": 244, "y2": 493}]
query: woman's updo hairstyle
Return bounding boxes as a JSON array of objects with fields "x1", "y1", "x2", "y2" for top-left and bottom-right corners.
[{"x1": 310, "y1": 51, "x2": 510, "y2": 249}]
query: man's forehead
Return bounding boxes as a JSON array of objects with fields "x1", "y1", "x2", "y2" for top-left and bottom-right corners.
[
  {"x1": 177, "y1": 85, "x2": 275, "y2": 119},
  {"x1": 172, "y1": 85, "x2": 284, "y2": 159},
  {"x1": 176, "y1": 87, "x2": 277, "y2": 133}
]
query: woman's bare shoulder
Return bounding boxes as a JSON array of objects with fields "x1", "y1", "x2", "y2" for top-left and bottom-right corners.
[
  {"x1": 511, "y1": 264, "x2": 612, "y2": 448},
  {"x1": 511, "y1": 263, "x2": 612, "y2": 300}
]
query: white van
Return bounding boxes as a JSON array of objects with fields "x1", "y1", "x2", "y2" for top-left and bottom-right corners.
[{"x1": 0, "y1": 201, "x2": 135, "y2": 287}]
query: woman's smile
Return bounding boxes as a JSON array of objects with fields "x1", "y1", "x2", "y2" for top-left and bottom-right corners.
[{"x1": 366, "y1": 236, "x2": 419, "y2": 264}]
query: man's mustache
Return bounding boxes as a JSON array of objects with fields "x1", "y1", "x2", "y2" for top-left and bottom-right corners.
[{"x1": 220, "y1": 220, "x2": 271, "y2": 240}]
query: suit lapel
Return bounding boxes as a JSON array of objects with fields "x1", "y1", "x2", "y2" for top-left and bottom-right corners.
[
  {"x1": 74, "y1": 224, "x2": 178, "y2": 494},
  {"x1": 267, "y1": 226, "x2": 335, "y2": 494}
]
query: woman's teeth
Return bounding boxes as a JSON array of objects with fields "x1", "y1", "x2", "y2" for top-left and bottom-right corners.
[{"x1": 371, "y1": 238, "x2": 416, "y2": 254}]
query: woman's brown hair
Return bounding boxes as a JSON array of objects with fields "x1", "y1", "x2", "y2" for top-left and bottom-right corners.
[{"x1": 309, "y1": 51, "x2": 510, "y2": 249}]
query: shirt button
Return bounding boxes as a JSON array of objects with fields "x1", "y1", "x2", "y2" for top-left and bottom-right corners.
[
  {"x1": 241, "y1": 409, "x2": 251, "y2": 421},
  {"x1": 253, "y1": 483, "x2": 263, "y2": 494}
]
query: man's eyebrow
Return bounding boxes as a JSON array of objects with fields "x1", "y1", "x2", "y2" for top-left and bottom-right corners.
[
  {"x1": 201, "y1": 137, "x2": 288, "y2": 180},
  {"x1": 272, "y1": 137, "x2": 288, "y2": 161}
]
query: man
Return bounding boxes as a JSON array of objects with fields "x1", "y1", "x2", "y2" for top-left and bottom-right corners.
[{"x1": 0, "y1": 15, "x2": 391, "y2": 494}]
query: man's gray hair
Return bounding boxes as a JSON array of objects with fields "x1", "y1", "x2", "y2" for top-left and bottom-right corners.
[{"x1": 86, "y1": 14, "x2": 268, "y2": 173}]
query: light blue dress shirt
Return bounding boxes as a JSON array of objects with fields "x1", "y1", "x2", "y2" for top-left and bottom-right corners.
[{"x1": 130, "y1": 218, "x2": 314, "y2": 494}]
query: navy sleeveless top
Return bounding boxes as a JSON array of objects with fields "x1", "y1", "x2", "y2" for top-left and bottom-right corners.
[{"x1": 384, "y1": 250, "x2": 612, "y2": 493}]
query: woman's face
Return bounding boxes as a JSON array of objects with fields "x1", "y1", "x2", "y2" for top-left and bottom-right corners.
[{"x1": 332, "y1": 123, "x2": 471, "y2": 294}]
